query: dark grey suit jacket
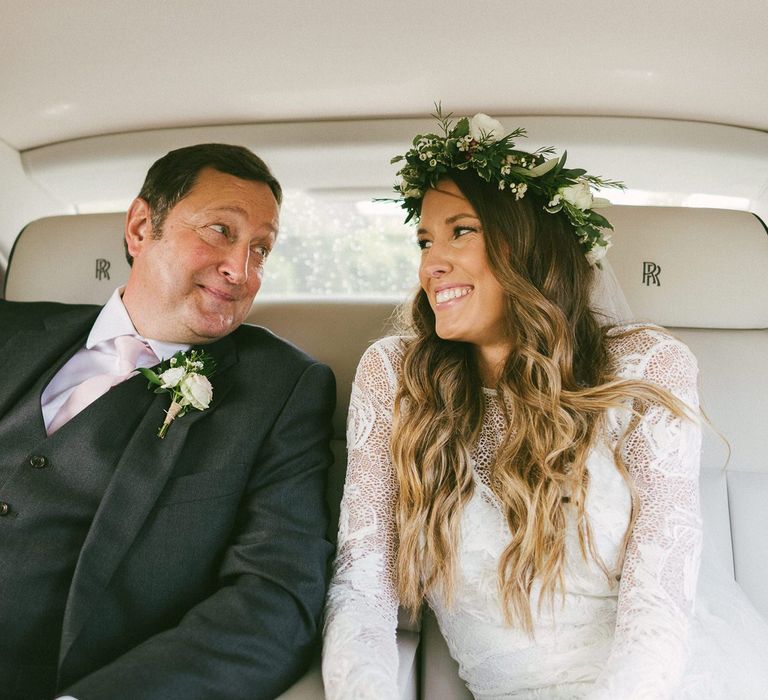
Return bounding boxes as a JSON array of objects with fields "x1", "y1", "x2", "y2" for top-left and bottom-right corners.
[{"x1": 0, "y1": 299, "x2": 336, "y2": 700}]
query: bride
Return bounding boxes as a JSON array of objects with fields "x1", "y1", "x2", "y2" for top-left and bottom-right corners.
[{"x1": 322, "y1": 109, "x2": 768, "y2": 698}]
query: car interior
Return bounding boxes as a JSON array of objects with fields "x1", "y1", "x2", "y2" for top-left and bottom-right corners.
[
  {"x1": 1, "y1": 1, "x2": 767, "y2": 697},
  {"x1": 4, "y1": 201, "x2": 767, "y2": 697}
]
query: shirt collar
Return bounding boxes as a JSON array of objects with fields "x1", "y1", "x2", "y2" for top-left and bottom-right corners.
[{"x1": 87, "y1": 287, "x2": 190, "y2": 361}]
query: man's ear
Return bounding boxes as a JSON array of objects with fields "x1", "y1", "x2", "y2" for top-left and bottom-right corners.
[{"x1": 125, "y1": 198, "x2": 154, "y2": 259}]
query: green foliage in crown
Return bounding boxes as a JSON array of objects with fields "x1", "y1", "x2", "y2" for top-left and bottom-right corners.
[{"x1": 390, "y1": 106, "x2": 625, "y2": 265}]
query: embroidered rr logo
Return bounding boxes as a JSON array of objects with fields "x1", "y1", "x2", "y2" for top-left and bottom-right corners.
[
  {"x1": 642, "y1": 261, "x2": 661, "y2": 286},
  {"x1": 95, "y1": 258, "x2": 111, "y2": 280}
]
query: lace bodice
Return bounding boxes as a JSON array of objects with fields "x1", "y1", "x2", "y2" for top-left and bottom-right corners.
[{"x1": 323, "y1": 326, "x2": 703, "y2": 699}]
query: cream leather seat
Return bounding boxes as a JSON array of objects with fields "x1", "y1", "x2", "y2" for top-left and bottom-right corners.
[{"x1": 5, "y1": 206, "x2": 767, "y2": 698}]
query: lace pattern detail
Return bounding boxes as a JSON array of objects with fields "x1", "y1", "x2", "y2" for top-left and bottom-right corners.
[
  {"x1": 323, "y1": 338, "x2": 403, "y2": 698},
  {"x1": 585, "y1": 327, "x2": 702, "y2": 699},
  {"x1": 322, "y1": 326, "x2": 755, "y2": 699}
]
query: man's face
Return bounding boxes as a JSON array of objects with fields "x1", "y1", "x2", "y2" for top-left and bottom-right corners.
[{"x1": 122, "y1": 167, "x2": 279, "y2": 344}]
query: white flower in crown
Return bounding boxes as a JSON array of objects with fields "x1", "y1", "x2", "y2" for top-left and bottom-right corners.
[
  {"x1": 468, "y1": 113, "x2": 505, "y2": 143},
  {"x1": 559, "y1": 180, "x2": 594, "y2": 211},
  {"x1": 138, "y1": 349, "x2": 217, "y2": 438},
  {"x1": 585, "y1": 236, "x2": 613, "y2": 266},
  {"x1": 400, "y1": 177, "x2": 422, "y2": 199}
]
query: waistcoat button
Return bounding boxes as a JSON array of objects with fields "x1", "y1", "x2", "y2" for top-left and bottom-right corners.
[
  {"x1": 0, "y1": 502, "x2": 9, "y2": 515},
  {"x1": 29, "y1": 455, "x2": 49, "y2": 469}
]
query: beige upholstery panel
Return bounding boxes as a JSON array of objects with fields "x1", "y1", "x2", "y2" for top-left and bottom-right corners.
[
  {"x1": 5, "y1": 213, "x2": 129, "y2": 304},
  {"x1": 396, "y1": 630, "x2": 422, "y2": 700},
  {"x1": 246, "y1": 299, "x2": 398, "y2": 439},
  {"x1": 727, "y1": 472, "x2": 768, "y2": 619},
  {"x1": 674, "y1": 329, "x2": 768, "y2": 620},
  {"x1": 420, "y1": 609, "x2": 472, "y2": 700},
  {"x1": 698, "y1": 468, "x2": 734, "y2": 576},
  {"x1": 675, "y1": 329, "x2": 768, "y2": 475},
  {"x1": 608, "y1": 207, "x2": 767, "y2": 329}
]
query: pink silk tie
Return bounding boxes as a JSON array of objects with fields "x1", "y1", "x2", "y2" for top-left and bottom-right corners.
[{"x1": 47, "y1": 335, "x2": 159, "y2": 434}]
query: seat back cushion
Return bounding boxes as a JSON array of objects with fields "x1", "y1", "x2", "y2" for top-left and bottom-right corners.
[
  {"x1": 5, "y1": 213, "x2": 129, "y2": 304},
  {"x1": 246, "y1": 299, "x2": 398, "y2": 538}
]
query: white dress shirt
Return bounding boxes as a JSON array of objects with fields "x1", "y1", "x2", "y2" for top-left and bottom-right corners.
[{"x1": 41, "y1": 287, "x2": 189, "y2": 432}]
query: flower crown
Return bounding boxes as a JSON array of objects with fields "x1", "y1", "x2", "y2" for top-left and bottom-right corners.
[{"x1": 391, "y1": 106, "x2": 625, "y2": 266}]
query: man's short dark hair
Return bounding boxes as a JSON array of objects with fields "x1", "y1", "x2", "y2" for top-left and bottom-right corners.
[{"x1": 126, "y1": 143, "x2": 282, "y2": 264}]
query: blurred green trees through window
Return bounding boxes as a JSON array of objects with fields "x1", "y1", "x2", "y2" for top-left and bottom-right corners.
[{"x1": 260, "y1": 193, "x2": 418, "y2": 299}]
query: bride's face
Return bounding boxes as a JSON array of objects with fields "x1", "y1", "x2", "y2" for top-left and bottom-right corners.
[{"x1": 417, "y1": 180, "x2": 511, "y2": 365}]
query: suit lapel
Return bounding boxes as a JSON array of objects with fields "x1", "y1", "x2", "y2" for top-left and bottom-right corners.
[
  {"x1": 0, "y1": 307, "x2": 98, "y2": 419},
  {"x1": 59, "y1": 333, "x2": 240, "y2": 663}
]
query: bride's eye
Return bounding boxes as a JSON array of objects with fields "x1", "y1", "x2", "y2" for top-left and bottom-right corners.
[
  {"x1": 417, "y1": 237, "x2": 432, "y2": 250},
  {"x1": 453, "y1": 226, "x2": 477, "y2": 238}
]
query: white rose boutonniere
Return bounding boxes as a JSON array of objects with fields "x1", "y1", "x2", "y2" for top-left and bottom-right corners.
[
  {"x1": 179, "y1": 373, "x2": 213, "y2": 411},
  {"x1": 159, "y1": 366, "x2": 185, "y2": 388},
  {"x1": 468, "y1": 113, "x2": 505, "y2": 143},
  {"x1": 139, "y1": 350, "x2": 216, "y2": 438}
]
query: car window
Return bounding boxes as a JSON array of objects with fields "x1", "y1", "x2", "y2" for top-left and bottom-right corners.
[{"x1": 261, "y1": 192, "x2": 417, "y2": 299}]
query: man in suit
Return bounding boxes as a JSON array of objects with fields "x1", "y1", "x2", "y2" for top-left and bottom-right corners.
[{"x1": 0, "y1": 144, "x2": 336, "y2": 699}]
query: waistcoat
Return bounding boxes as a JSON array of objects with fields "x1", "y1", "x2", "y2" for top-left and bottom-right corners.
[{"x1": 0, "y1": 358, "x2": 149, "y2": 699}]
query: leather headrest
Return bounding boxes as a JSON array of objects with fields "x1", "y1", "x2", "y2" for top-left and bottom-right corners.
[
  {"x1": 6, "y1": 206, "x2": 767, "y2": 330},
  {"x1": 5, "y1": 212, "x2": 128, "y2": 305},
  {"x1": 607, "y1": 206, "x2": 767, "y2": 329}
]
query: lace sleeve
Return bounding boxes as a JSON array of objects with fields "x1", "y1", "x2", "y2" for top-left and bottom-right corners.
[
  {"x1": 587, "y1": 327, "x2": 703, "y2": 700},
  {"x1": 322, "y1": 338, "x2": 404, "y2": 699}
]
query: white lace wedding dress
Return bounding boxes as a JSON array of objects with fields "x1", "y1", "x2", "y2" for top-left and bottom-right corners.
[{"x1": 323, "y1": 326, "x2": 768, "y2": 699}]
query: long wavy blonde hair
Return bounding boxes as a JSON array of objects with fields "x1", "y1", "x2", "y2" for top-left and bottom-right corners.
[{"x1": 391, "y1": 171, "x2": 690, "y2": 633}]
